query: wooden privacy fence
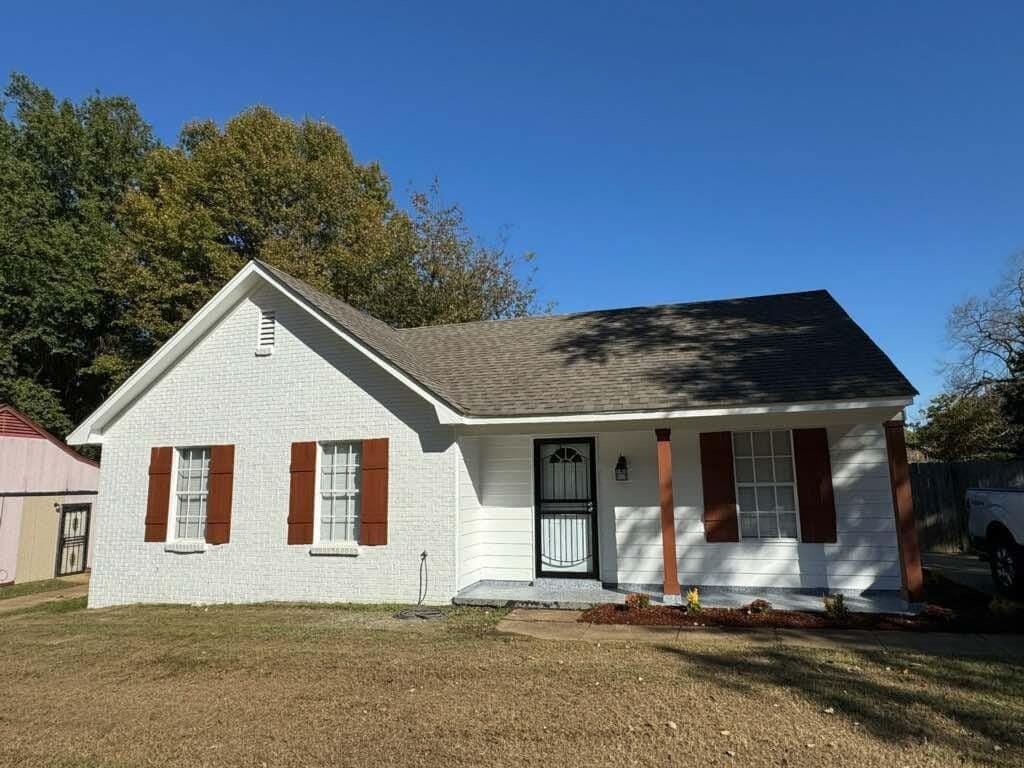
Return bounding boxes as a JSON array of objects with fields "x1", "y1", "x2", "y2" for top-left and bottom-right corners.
[{"x1": 910, "y1": 460, "x2": 1024, "y2": 552}]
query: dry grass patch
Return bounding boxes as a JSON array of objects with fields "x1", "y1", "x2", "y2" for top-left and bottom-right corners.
[
  {"x1": 0, "y1": 577, "x2": 82, "y2": 601},
  {"x1": 0, "y1": 599, "x2": 1022, "y2": 767}
]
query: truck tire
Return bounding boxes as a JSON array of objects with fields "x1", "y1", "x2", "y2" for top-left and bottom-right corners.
[{"x1": 990, "y1": 532, "x2": 1023, "y2": 597}]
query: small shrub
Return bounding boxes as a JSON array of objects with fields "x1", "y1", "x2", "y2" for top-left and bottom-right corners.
[
  {"x1": 747, "y1": 598, "x2": 772, "y2": 614},
  {"x1": 823, "y1": 593, "x2": 849, "y2": 619},
  {"x1": 686, "y1": 587, "x2": 701, "y2": 613},
  {"x1": 624, "y1": 592, "x2": 650, "y2": 610},
  {"x1": 920, "y1": 604, "x2": 955, "y2": 622}
]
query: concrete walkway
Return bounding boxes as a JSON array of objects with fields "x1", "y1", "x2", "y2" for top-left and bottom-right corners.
[
  {"x1": 0, "y1": 574, "x2": 89, "y2": 615},
  {"x1": 496, "y1": 608, "x2": 1024, "y2": 659}
]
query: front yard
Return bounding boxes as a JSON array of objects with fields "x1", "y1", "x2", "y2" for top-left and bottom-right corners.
[{"x1": 1, "y1": 598, "x2": 1022, "y2": 767}]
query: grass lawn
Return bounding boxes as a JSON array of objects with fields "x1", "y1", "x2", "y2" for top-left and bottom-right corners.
[
  {"x1": 1, "y1": 599, "x2": 1022, "y2": 767},
  {"x1": 0, "y1": 577, "x2": 82, "y2": 601}
]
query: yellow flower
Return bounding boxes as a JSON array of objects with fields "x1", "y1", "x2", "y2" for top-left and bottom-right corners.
[{"x1": 686, "y1": 587, "x2": 701, "y2": 611}]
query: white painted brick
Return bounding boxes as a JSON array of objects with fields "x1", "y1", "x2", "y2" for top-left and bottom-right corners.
[{"x1": 90, "y1": 285, "x2": 457, "y2": 607}]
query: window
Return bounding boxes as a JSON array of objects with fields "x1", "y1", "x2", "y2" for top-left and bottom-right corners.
[
  {"x1": 174, "y1": 446, "x2": 210, "y2": 540},
  {"x1": 318, "y1": 442, "x2": 361, "y2": 542},
  {"x1": 732, "y1": 431, "x2": 798, "y2": 540}
]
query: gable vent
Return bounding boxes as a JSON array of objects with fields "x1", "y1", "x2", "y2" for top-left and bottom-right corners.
[
  {"x1": 0, "y1": 408, "x2": 45, "y2": 438},
  {"x1": 256, "y1": 309, "x2": 276, "y2": 354}
]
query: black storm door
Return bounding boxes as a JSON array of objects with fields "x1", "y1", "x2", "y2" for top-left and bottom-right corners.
[{"x1": 534, "y1": 438, "x2": 599, "y2": 579}]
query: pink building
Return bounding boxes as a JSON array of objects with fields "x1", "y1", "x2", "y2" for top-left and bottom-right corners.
[{"x1": 0, "y1": 405, "x2": 99, "y2": 584}]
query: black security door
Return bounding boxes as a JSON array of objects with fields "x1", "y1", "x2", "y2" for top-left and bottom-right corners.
[
  {"x1": 534, "y1": 438, "x2": 599, "y2": 578},
  {"x1": 55, "y1": 504, "x2": 90, "y2": 576}
]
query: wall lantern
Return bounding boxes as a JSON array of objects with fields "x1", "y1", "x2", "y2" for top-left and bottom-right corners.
[{"x1": 614, "y1": 455, "x2": 629, "y2": 482}]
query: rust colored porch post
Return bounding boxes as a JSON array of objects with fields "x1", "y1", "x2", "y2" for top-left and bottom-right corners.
[
  {"x1": 655, "y1": 428, "x2": 682, "y2": 602},
  {"x1": 883, "y1": 421, "x2": 924, "y2": 601}
]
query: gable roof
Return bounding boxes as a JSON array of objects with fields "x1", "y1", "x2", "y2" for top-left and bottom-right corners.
[
  {"x1": 0, "y1": 404, "x2": 99, "y2": 466},
  {"x1": 254, "y1": 262, "x2": 455, "y2": 406},
  {"x1": 68, "y1": 260, "x2": 915, "y2": 443},
  {"x1": 265, "y1": 261, "x2": 916, "y2": 417}
]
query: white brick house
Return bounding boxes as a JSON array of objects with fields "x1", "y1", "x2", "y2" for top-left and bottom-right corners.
[{"x1": 69, "y1": 260, "x2": 923, "y2": 608}]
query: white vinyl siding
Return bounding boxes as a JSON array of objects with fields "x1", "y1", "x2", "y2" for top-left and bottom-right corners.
[
  {"x1": 318, "y1": 442, "x2": 361, "y2": 543},
  {"x1": 174, "y1": 447, "x2": 210, "y2": 540},
  {"x1": 732, "y1": 430, "x2": 799, "y2": 540},
  {"x1": 457, "y1": 437, "x2": 486, "y2": 588},
  {"x1": 468, "y1": 424, "x2": 902, "y2": 593}
]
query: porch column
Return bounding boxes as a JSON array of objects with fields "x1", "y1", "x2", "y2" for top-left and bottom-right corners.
[
  {"x1": 655, "y1": 428, "x2": 681, "y2": 602},
  {"x1": 883, "y1": 421, "x2": 924, "y2": 601}
]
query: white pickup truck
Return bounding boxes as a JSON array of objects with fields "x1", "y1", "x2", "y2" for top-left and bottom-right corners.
[{"x1": 967, "y1": 488, "x2": 1024, "y2": 596}]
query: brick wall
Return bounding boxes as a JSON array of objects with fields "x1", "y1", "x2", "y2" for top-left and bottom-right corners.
[{"x1": 89, "y1": 285, "x2": 458, "y2": 608}]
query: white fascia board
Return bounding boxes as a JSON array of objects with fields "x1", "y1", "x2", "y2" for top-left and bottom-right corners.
[
  {"x1": 67, "y1": 262, "x2": 263, "y2": 445},
  {"x1": 438, "y1": 396, "x2": 914, "y2": 427},
  {"x1": 67, "y1": 261, "x2": 460, "y2": 445}
]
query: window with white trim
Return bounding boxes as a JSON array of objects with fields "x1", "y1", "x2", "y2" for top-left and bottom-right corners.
[
  {"x1": 174, "y1": 446, "x2": 210, "y2": 540},
  {"x1": 732, "y1": 430, "x2": 798, "y2": 540},
  {"x1": 318, "y1": 442, "x2": 361, "y2": 542}
]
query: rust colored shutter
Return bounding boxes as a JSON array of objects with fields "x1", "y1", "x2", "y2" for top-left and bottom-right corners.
[
  {"x1": 793, "y1": 428, "x2": 837, "y2": 543},
  {"x1": 699, "y1": 432, "x2": 739, "y2": 542},
  {"x1": 145, "y1": 447, "x2": 173, "y2": 541},
  {"x1": 205, "y1": 445, "x2": 235, "y2": 544},
  {"x1": 359, "y1": 438, "x2": 389, "y2": 546},
  {"x1": 288, "y1": 442, "x2": 316, "y2": 544}
]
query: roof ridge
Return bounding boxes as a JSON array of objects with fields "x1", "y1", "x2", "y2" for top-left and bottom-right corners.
[
  {"x1": 396, "y1": 288, "x2": 833, "y2": 333},
  {"x1": 245, "y1": 260, "x2": 915, "y2": 417}
]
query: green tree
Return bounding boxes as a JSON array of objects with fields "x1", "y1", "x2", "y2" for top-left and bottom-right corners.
[
  {"x1": 908, "y1": 391, "x2": 1023, "y2": 461},
  {"x1": 0, "y1": 73, "x2": 154, "y2": 435},
  {"x1": 0, "y1": 76, "x2": 543, "y2": 436},
  {"x1": 112, "y1": 107, "x2": 542, "y2": 360},
  {"x1": 401, "y1": 182, "x2": 544, "y2": 326}
]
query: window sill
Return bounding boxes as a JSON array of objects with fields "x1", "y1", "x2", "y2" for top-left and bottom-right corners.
[
  {"x1": 309, "y1": 543, "x2": 360, "y2": 557},
  {"x1": 164, "y1": 541, "x2": 208, "y2": 554}
]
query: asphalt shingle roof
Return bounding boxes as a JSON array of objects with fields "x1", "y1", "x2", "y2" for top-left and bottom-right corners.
[{"x1": 256, "y1": 261, "x2": 916, "y2": 417}]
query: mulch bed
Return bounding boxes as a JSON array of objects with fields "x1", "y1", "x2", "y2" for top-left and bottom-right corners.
[{"x1": 579, "y1": 570, "x2": 1024, "y2": 634}]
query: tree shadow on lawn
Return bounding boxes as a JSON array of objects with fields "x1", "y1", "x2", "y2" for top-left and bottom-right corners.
[{"x1": 659, "y1": 642, "x2": 1024, "y2": 759}]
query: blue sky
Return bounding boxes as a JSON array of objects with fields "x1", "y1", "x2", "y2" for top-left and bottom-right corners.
[{"x1": 5, "y1": 2, "x2": 1023, "y2": 417}]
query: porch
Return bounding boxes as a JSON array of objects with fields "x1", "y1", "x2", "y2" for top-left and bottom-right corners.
[
  {"x1": 456, "y1": 413, "x2": 923, "y2": 604},
  {"x1": 453, "y1": 578, "x2": 914, "y2": 613}
]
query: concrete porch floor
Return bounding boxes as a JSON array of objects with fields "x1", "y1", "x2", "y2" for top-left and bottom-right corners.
[{"x1": 453, "y1": 579, "x2": 913, "y2": 614}]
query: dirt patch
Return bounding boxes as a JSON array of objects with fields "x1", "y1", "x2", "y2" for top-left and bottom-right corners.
[
  {"x1": 581, "y1": 572, "x2": 1024, "y2": 633},
  {"x1": 581, "y1": 603, "x2": 934, "y2": 630}
]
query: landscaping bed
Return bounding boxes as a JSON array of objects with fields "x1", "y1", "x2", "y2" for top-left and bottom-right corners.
[{"x1": 580, "y1": 571, "x2": 1024, "y2": 633}]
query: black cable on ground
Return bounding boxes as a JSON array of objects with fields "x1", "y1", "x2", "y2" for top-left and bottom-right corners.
[{"x1": 392, "y1": 606, "x2": 446, "y2": 620}]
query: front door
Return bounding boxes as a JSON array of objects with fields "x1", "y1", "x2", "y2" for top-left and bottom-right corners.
[
  {"x1": 54, "y1": 504, "x2": 90, "y2": 577},
  {"x1": 534, "y1": 438, "x2": 599, "y2": 579}
]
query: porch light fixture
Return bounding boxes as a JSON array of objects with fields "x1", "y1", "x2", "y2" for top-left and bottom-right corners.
[{"x1": 614, "y1": 455, "x2": 629, "y2": 482}]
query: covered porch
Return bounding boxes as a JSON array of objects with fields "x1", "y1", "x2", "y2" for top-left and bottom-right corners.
[{"x1": 454, "y1": 404, "x2": 923, "y2": 607}]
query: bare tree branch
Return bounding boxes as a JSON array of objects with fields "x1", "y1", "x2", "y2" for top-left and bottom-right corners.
[{"x1": 945, "y1": 252, "x2": 1024, "y2": 394}]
